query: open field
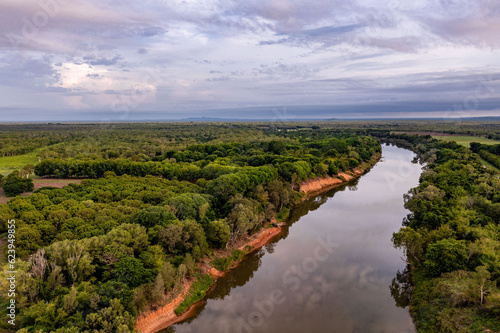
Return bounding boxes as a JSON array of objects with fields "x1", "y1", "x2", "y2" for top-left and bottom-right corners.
[
  {"x1": 432, "y1": 135, "x2": 500, "y2": 147},
  {"x1": 0, "y1": 179, "x2": 82, "y2": 204},
  {"x1": 0, "y1": 149, "x2": 40, "y2": 176},
  {"x1": 33, "y1": 178, "x2": 82, "y2": 190},
  {"x1": 480, "y1": 158, "x2": 500, "y2": 172}
]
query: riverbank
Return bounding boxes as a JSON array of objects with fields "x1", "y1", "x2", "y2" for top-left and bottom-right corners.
[
  {"x1": 135, "y1": 154, "x2": 381, "y2": 333},
  {"x1": 299, "y1": 154, "x2": 380, "y2": 196},
  {"x1": 135, "y1": 225, "x2": 284, "y2": 333}
]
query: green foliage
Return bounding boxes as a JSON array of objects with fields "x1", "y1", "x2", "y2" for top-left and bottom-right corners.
[
  {"x1": 113, "y1": 257, "x2": 154, "y2": 287},
  {"x1": 389, "y1": 132, "x2": 500, "y2": 332},
  {"x1": 174, "y1": 274, "x2": 214, "y2": 315},
  {"x1": 0, "y1": 122, "x2": 383, "y2": 332},
  {"x1": 206, "y1": 219, "x2": 231, "y2": 248},
  {"x1": 211, "y1": 256, "x2": 232, "y2": 271},
  {"x1": 479, "y1": 150, "x2": 500, "y2": 170},
  {"x1": 134, "y1": 206, "x2": 178, "y2": 229},
  {"x1": 0, "y1": 205, "x2": 14, "y2": 233},
  {"x1": 275, "y1": 207, "x2": 290, "y2": 222},
  {"x1": 226, "y1": 195, "x2": 264, "y2": 241},
  {"x1": 211, "y1": 249, "x2": 247, "y2": 271},
  {"x1": 2, "y1": 170, "x2": 34, "y2": 196},
  {"x1": 424, "y1": 239, "x2": 468, "y2": 277}
]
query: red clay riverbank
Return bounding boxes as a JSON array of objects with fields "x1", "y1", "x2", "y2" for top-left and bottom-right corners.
[
  {"x1": 135, "y1": 224, "x2": 283, "y2": 333},
  {"x1": 300, "y1": 155, "x2": 380, "y2": 196},
  {"x1": 136, "y1": 154, "x2": 380, "y2": 333},
  {"x1": 135, "y1": 281, "x2": 193, "y2": 333}
]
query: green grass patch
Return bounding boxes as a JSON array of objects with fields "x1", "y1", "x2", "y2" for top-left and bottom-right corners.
[
  {"x1": 174, "y1": 274, "x2": 214, "y2": 316},
  {"x1": 432, "y1": 135, "x2": 500, "y2": 148},
  {"x1": 480, "y1": 158, "x2": 500, "y2": 172},
  {"x1": 211, "y1": 256, "x2": 232, "y2": 271},
  {"x1": 211, "y1": 249, "x2": 247, "y2": 271},
  {"x1": 0, "y1": 150, "x2": 40, "y2": 176},
  {"x1": 230, "y1": 249, "x2": 246, "y2": 262},
  {"x1": 275, "y1": 207, "x2": 290, "y2": 222}
]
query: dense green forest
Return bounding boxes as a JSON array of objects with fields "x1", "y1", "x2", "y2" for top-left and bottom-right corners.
[
  {"x1": 377, "y1": 132, "x2": 500, "y2": 332},
  {"x1": 0, "y1": 123, "x2": 380, "y2": 333},
  {"x1": 1, "y1": 121, "x2": 499, "y2": 332}
]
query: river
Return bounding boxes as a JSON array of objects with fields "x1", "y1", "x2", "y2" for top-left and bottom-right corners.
[{"x1": 160, "y1": 144, "x2": 423, "y2": 333}]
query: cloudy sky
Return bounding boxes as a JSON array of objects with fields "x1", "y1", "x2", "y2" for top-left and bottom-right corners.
[{"x1": 0, "y1": 0, "x2": 499, "y2": 121}]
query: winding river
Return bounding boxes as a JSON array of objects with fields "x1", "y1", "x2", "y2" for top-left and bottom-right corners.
[{"x1": 161, "y1": 144, "x2": 422, "y2": 333}]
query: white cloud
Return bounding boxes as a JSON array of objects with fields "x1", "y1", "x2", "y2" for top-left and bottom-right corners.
[{"x1": 0, "y1": 0, "x2": 499, "y2": 118}]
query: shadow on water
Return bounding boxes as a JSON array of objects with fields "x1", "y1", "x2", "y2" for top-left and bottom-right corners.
[
  {"x1": 390, "y1": 265, "x2": 413, "y2": 309},
  {"x1": 161, "y1": 145, "x2": 420, "y2": 333},
  {"x1": 161, "y1": 181, "x2": 356, "y2": 332}
]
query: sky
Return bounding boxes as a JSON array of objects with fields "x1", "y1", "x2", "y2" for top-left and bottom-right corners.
[{"x1": 0, "y1": 0, "x2": 499, "y2": 121}]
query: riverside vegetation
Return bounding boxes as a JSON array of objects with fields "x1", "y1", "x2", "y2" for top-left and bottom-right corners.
[
  {"x1": 1, "y1": 121, "x2": 499, "y2": 332},
  {"x1": 0, "y1": 123, "x2": 380, "y2": 333},
  {"x1": 376, "y1": 132, "x2": 500, "y2": 332}
]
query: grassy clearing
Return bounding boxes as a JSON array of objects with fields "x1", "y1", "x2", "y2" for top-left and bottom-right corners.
[
  {"x1": 0, "y1": 150, "x2": 40, "y2": 176},
  {"x1": 480, "y1": 158, "x2": 500, "y2": 172},
  {"x1": 431, "y1": 136, "x2": 500, "y2": 172},
  {"x1": 432, "y1": 135, "x2": 500, "y2": 147},
  {"x1": 210, "y1": 249, "x2": 247, "y2": 271},
  {"x1": 174, "y1": 274, "x2": 214, "y2": 315}
]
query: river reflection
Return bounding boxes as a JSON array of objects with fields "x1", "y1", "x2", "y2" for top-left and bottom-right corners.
[{"x1": 161, "y1": 144, "x2": 421, "y2": 333}]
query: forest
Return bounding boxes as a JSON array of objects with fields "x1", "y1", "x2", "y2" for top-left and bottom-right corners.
[
  {"x1": 379, "y1": 132, "x2": 500, "y2": 332},
  {"x1": 0, "y1": 121, "x2": 499, "y2": 332},
  {"x1": 0, "y1": 123, "x2": 380, "y2": 332}
]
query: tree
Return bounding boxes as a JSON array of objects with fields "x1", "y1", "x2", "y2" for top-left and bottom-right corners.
[
  {"x1": 3, "y1": 170, "x2": 34, "y2": 196},
  {"x1": 22, "y1": 164, "x2": 36, "y2": 178},
  {"x1": 474, "y1": 266, "x2": 492, "y2": 305},
  {"x1": 29, "y1": 193, "x2": 53, "y2": 210},
  {"x1": 227, "y1": 195, "x2": 263, "y2": 242},
  {"x1": 159, "y1": 220, "x2": 208, "y2": 259},
  {"x1": 16, "y1": 226, "x2": 43, "y2": 256},
  {"x1": 266, "y1": 180, "x2": 291, "y2": 211},
  {"x1": 113, "y1": 257, "x2": 153, "y2": 287},
  {"x1": 0, "y1": 205, "x2": 15, "y2": 233},
  {"x1": 46, "y1": 239, "x2": 94, "y2": 284},
  {"x1": 392, "y1": 227, "x2": 423, "y2": 265},
  {"x1": 151, "y1": 273, "x2": 165, "y2": 305},
  {"x1": 159, "y1": 224, "x2": 183, "y2": 253},
  {"x1": 63, "y1": 286, "x2": 78, "y2": 313},
  {"x1": 166, "y1": 193, "x2": 210, "y2": 220},
  {"x1": 159, "y1": 262, "x2": 176, "y2": 291},
  {"x1": 134, "y1": 206, "x2": 177, "y2": 229},
  {"x1": 206, "y1": 219, "x2": 231, "y2": 248},
  {"x1": 424, "y1": 239, "x2": 468, "y2": 277}
]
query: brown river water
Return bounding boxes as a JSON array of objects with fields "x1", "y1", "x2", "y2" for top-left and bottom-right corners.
[{"x1": 160, "y1": 144, "x2": 422, "y2": 333}]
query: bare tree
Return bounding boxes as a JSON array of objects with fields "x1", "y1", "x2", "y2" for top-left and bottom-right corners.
[{"x1": 30, "y1": 249, "x2": 47, "y2": 279}]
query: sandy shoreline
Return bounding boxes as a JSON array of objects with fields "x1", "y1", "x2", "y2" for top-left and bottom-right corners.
[{"x1": 135, "y1": 154, "x2": 381, "y2": 333}]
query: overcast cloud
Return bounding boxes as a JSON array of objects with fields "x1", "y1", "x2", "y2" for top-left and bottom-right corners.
[{"x1": 0, "y1": 0, "x2": 499, "y2": 120}]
